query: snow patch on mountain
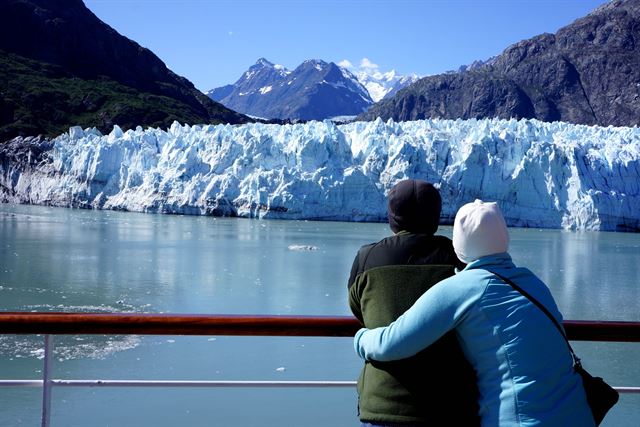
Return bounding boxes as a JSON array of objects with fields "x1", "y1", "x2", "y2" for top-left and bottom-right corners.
[
  {"x1": 1, "y1": 118, "x2": 638, "y2": 231},
  {"x1": 338, "y1": 58, "x2": 419, "y2": 102}
]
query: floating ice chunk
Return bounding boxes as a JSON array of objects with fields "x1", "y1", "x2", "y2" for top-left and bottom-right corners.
[{"x1": 288, "y1": 244, "x2": 318, "y2": 251}]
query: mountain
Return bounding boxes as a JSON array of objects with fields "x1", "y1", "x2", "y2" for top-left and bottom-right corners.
[
  {"x1": 0, "y1": 0, "x2": 249, "y2": 141},
  {"x1": 209, "y1": 58, "x2": 292, "y2": 101},
  {"x1": 2, "y1": 118, "x2": 638, "y2": 232},
  {"x1": 207, "y1": 58, "x2": 373, "y2": 120},
  {"x1": 355, "y1": 69, "x2": 419, "y2": 102},
  {"x1": 360, "y1": 0, "x2": 640, "y2": 127}
]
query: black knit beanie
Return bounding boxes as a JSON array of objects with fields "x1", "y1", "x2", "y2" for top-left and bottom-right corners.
[{"x1": 387, "y1": 179, "x2": 442, "y2": 235}]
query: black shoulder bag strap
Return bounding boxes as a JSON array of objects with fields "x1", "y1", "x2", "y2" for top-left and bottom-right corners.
[
  {"x1": 486, "y1": 269, "x2": 582, "y2": 367},
  {"x1": 487, "y1": 269, "x2": 620, "y2": 426}
]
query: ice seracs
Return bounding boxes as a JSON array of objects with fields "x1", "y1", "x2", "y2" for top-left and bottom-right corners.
[{"x1": 0, "y1": 118, "x2": 638, "y2": 231}]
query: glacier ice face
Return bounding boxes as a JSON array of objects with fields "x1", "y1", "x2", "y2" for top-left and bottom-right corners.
[{"x1": 1, "y1": 118, "x2": 638, "y2": 231}]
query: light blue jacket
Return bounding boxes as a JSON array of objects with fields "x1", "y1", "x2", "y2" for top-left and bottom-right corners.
[{"x1": 354, "y1": 253, "x2": 594, "y2": 427}]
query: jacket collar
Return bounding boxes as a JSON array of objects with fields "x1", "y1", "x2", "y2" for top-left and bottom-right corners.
[{"x1": 458, "y1": 252, "x2": 514, "y2": 273}]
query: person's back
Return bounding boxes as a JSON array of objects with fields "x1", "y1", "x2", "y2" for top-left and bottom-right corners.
[{"x1": 347, "y1": 179, "x2": 479, "y2": 426}]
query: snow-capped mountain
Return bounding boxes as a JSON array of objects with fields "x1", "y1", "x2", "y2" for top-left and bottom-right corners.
[
  {"x1": 206, "y1": 58, "x2": 372, "y2": 121},
  {"x1": 1, "y1": 118, "x2": 638, "y2": 232},
  {"x1": 355, "y1": 69, "x2": 419, "y2": 102}
]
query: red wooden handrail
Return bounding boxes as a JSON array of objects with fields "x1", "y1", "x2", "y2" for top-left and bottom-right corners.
[
  {"x1": 0, "y1": 313, "x2": 639, "y2": 342},
  {"x1": 0, "y1": 313, "x2": 359, "y2": 337}
]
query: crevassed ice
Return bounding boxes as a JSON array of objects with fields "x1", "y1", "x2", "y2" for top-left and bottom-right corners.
[{"x1": 2, "y1": 118, "x2": 639, "y2": 231}]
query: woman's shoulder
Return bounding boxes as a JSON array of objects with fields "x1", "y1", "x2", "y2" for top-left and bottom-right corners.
[
  {"x1": 433, "y1": 267, "x2": 494, "y2": 300},
  {"x1": 456, "y1": 266, "x2": 497, "y2": 281}
]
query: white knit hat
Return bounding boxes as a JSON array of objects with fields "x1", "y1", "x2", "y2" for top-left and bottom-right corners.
[{"x1": 452, "y1": 200, "x2": 510, "y2": 263}]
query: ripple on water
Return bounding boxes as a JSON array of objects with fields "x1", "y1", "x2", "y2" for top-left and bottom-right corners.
[
  {"x1": 0, "y1": 303, "x2": 146, "y2": 361},
  {"x1": 0, "y1": 334, "x2": 141, "y2": 361}
]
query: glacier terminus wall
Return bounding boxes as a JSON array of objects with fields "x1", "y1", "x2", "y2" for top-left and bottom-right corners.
[{"x1": 1, "y1": 118, "x2": 638, "y2": 232}]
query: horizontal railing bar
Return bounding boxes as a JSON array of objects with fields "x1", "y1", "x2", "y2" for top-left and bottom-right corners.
[
  {"x1": 615, "y1": 387, "x2": 640, "y2": 394},
  {"x1": 0, "y1": 380, "x2": 637, "y2": 393},
  {"x1": 564, "y1": 319, "x2": 640, "y2": 342},
  {"x1": 0, "y1": 380, "x2": 42, "y2": 387},
  {"x1": 0, "y1": 313, "x2": 639, "y2": 341},
  {"x1": 0, "y1": 313, "x2": 359, "y2": 337},
  {"x1": 0, "y1": 379, "x2": 356, "y2": 388},
  {"x1": 55, "y1": 380, "x2": 358, "y2": 388}
]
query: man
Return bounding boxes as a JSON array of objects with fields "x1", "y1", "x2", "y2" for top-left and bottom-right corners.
[{"x1": 348, "y1": 179, "x2": 479, "y2": 426}]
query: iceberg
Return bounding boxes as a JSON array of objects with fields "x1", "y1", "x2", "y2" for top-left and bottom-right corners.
[{"x1": 1, "y1": 118, "x2": 638, "y2": 231}]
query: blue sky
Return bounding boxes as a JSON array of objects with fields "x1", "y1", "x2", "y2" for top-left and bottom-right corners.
[{"x1": 84, "y1": 0, "x2": 608, "y2": 92}]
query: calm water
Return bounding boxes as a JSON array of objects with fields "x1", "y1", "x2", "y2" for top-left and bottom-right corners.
[{"x1": 0, "y1": 204, "x2": 638, "y2": 427}]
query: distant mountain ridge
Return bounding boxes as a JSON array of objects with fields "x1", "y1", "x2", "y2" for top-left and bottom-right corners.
[
  {"x1": 360, "y1": 0, "x2": 640, "y2": 127},
  {"x1": 207, "y1": 58, "x2": 376, "y2": 120},
  {"x1": 0, "y1": 0, "x2": 248, "y2": 141},
  {"x1": 207, "y1": 59, "x2": 420, "y2": 120}
]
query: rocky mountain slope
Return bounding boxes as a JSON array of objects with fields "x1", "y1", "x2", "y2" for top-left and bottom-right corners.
[
  {"x1": 360, "y1": 0, "x2": 640, "y2": 127},
  {"x1": 0, "y1": 0, "x2": 248, "y2": 141}
]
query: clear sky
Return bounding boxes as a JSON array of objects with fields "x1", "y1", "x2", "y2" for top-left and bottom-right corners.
[{"x1": 83, "y1": 0, "x2": 608, "y2": 92}]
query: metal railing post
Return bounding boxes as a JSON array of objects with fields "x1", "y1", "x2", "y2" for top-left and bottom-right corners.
[{"x1": 41, "y1": 334, "x2": 53, "y2": 427}]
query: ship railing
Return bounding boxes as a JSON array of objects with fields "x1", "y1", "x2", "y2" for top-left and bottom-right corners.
[{"x1": 0, "y1": 313, "x2": 639, "y2": 427}]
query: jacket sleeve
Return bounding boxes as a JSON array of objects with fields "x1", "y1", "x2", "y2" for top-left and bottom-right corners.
[{"x1": 354, "y1": 275, "x2": 475, "y2": 361}]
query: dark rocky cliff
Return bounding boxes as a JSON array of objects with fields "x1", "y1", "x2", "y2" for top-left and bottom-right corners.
[
  {"x1": 360, "y1": 0, "x2": 640, "y2": 127},
  {"x1": 0, "y1": 0, "x2": 249, "y2": 141}
]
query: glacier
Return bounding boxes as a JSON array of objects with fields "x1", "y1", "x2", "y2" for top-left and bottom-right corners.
[{"x1": 0, "y1": 118, "x2": 638, "y2": 232}]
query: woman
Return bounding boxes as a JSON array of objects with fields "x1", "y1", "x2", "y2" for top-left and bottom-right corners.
[{"x1": 354, "y1": 200, "x2": 594, "y2": 427}]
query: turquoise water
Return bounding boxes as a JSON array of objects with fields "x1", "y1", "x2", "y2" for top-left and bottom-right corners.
[{"x1": 0, "y1": 204, "x2": 638, "y2": 426}]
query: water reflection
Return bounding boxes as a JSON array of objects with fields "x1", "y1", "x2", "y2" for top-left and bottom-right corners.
[
  {"x1": 508, "y1": 228, "x2": 639, "y2": 320},
  {"x1": 1, "y1": 204, "x2": 637, "y2": 319}
]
